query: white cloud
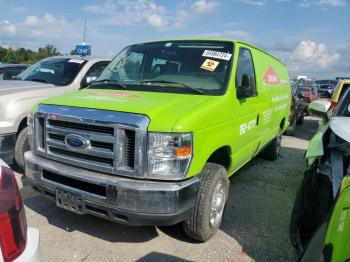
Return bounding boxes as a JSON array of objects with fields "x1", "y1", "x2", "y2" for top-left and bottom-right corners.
[
  {"x1": 147, "y1": 14, "x2": 168, "y2": 30},
  {"x1": 271, "y1": 40, "x2": 341, "y2": 78},
  {"x1": 0, "y1": 20, "x2": 16, "y2": 34},
  {"x1": 292, "y1": 40, "x2": 339, "y2": 68},
  {"x1": 300, "y1": 0, "x2": 347, "y2": 7},
  {"x1": 83, "y1": 0, "x2": 168, "y2": 30},
  {"x1": 24, "y1": 13, "x2": 63, "y2": 28},
  {"x1": 191, "y1": 0, "x2": 218, "y2": 14},
  {"x1": 0, "y1": 13, "x2": 81, "y2": 52},
  {"x1": 234, "y1": 0, "x2": 266, "y2": 5}
]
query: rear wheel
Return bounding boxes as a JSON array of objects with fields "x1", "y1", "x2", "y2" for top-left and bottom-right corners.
[
  {"x1": 14, "y1": 126, "x2": 30, "y2": 170},
  {"x1": 183, "y1": 163, "x2": 229, "y2": 242},
  {"x1": 296, "y1": 114, "x2": 304, "y2": 125},
  {"x1": 262, "y1": 133, "x2": 282, "y2": 161},
  {"x1": 285, "y1": 119, "x2": 296, "y2": 136}
]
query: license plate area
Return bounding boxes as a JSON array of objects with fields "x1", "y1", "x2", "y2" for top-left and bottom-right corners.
[{"x1": 56, "y1": 189, "x2": 83, "y2": 214}]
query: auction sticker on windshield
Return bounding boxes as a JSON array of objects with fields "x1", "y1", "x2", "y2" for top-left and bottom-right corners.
[
  {"x1": 201, "y1": 59, "x2": 220, "y2": 72},
  {"x1": 202, "y1": 50, "x2": 232, "y2": 61}
]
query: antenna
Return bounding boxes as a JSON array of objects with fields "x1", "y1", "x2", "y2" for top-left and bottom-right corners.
[{"x1": 83, "y1": 17, "x2": 87, "y2": 44}]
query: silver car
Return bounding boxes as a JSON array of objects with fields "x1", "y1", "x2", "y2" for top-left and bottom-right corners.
[{"x1": 0, "y1": 56, "x2": 111, "y2": 168}]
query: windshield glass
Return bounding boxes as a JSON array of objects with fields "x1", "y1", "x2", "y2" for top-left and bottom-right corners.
[
  {"x1": 95, "y1": 40, "x2": 234, "y2": 95},
  {"x1": 17, "y1": 58, "x2": 87, "y2": 86}
]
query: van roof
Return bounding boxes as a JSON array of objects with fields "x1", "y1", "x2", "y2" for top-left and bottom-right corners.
[{"x1": 133, "y1": 38, "x2": 286, "y2": 66}]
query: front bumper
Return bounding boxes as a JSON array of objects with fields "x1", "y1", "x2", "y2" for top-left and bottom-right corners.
[
  {"x1": 24, "y1": 151, "x2": 200, "y2": 226},
  {"x1": 0, "y1": 133, "x2": 16, "y2": 164}
]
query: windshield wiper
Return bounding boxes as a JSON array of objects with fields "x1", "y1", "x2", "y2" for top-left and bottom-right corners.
[
  {"x1": 27, "y1": 78, "x2": 49, "y2": 84},
  {"x1": 140, "y1": 80, "x2": 203, "y2": 94},
  {"x1": 89, "y1": 79, "x2": 127, "y2": 89}
]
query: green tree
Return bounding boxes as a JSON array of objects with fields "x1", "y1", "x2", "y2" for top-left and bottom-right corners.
[
  {"x1": 37, "y1": 44, "x2": 61, "y2": 60},
  {"x1": 0, "y1": 44, "x2": 62, "y2": 64}
]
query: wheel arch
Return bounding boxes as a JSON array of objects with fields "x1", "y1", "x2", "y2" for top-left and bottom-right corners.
[
  {"x1": 17, "y1": 117, "x2": 27, "y2": 135},
  {"x1": 206, "y1": 145, "x2": 231, "y2": 171}
]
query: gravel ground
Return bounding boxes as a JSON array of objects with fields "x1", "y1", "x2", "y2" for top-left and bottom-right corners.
[{"x1": 14, "y1": 116, "x2": 319, "y2": 262}]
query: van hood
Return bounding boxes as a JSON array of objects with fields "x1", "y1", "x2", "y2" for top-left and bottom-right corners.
[
  {"x1": 0, "y1": 80, "x2": 55, "y2": 95},
  {"x1": 40, "y1": 88, "x2": 213, "y2": 131}
]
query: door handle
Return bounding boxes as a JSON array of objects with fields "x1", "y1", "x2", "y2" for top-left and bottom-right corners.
[{"x1": 256, "y1": 114, "x2": 259, "y2": 125}]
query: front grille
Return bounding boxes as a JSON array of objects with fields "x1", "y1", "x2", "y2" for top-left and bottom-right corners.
[
  {"x1": 49, "y1": 147, "x2": 114, "y2": 166},
  {"x1": 48, "y1": 119, "x2": 114, "y2": 135},
  {"x1": 34, "y1": 105, "x2": 149, "y2": 178}
]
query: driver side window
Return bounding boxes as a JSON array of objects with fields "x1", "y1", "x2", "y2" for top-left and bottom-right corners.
[{"x1": 235, "y1": 48, "x2": 256, "y2": 99}]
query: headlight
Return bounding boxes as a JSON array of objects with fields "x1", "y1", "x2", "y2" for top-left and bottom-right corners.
[
  {"x1": 148, "y1": 133, "x2": 192, "y2": 180},
  {"x1": 27, "y1": 113, "x2": 34, "y2": 149}
]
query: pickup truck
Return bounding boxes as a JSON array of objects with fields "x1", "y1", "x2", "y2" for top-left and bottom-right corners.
[
  {"x1": 0, "y1": 56, "x2": 111, "y2": 169},
  {"x1": 24, "y1": 39, "x2": 291, "y2": 241}
]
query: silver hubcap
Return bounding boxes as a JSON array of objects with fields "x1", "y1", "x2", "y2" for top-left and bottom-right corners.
[
  {"x1": 210, "y1": 180, "x2": 226, "y2": 227},
  {"x1": 276, "y1": 135, "x2": 281, "y2": 154}
]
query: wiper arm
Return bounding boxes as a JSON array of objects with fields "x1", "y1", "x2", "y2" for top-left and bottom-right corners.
[
  {"x1": 140, "y1": 80, "x2": 203, "y2": 94},
  {"x1": 89, "y1": 79, "x2": 127, "y2": 89},
  {"x1": 27, "y1": 78, "x2": 49, "y2": 83}
]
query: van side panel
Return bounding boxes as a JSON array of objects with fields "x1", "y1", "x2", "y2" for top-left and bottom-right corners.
[{"x1": 249, "y1": 47, "x2": 291, "y2": 153}]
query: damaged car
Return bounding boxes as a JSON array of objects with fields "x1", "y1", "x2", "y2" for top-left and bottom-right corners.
[{"x1": 290, "y1": 89, "x2": 350, "y2": 261}]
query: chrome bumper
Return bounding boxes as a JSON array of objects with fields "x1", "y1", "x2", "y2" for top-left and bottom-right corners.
[
  {"x1": 0, "y1": 133, "x2": 16, "y2": 164},
  {"x1": 24, "y1": 151, "x2": 199, "y2": 226}
]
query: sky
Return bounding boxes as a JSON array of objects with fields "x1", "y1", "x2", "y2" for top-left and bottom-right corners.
[{"x1": 0, "y1": 0, "x2": 349, "y2": 79}]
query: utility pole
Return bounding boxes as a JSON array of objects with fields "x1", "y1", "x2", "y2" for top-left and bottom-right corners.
[{"x1": 83, "y1": 17, "x2": 87, "y2": 44}]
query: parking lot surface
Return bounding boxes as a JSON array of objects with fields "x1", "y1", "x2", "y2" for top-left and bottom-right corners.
[{"x1": 14, "y1": 117, "x2": 319, "y2": 262}]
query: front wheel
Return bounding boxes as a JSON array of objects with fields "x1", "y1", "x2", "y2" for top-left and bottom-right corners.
[
  {"x1": 15, "y1": 126, "x2": 30, "y2": 170},
  {"x1": 183, "y1": 163, "x2": 229, "y2": 242}
]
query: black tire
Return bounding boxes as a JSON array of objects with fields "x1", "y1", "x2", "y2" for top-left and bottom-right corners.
[
  {"x1": 290, "y1": 183, "x2": 303, "y2": 248},
  {"x1": 262, "y1": 133, "x2": 282, "y2": 161},
  {"x1": 285, "y1": 119, "x2": 296, "y2": 136},
  {"x1": 289, "y1": 164, "x2": 333, "y2": 249},
  {"x1": 296, "y1": 114, "x2": 304, "y2": 125},
  {"x1": 14, "y1": 126, "x2": 30, "y2": 170},
  {"x1": 183, "y1": 163, "x2": 229, "y2": 242}
]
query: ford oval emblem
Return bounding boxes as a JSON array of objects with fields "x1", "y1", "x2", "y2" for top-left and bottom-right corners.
[{"x1": 64, "y1": 134, "x2": 89, "y2": 150}]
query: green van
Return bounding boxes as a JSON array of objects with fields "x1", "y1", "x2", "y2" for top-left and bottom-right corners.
[{"x1": 24, "y1": 39, "x2": 291, "y2": 241}]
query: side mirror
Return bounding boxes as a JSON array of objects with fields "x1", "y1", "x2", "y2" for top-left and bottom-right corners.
[
  {"x1": 86, "y1": 76, "x2": 97, "y2": 84},
  {"x1": 309, "y1": 100, "x2": 331, "y2": 121},
  {"x1": 237, "y1": 74, "x2": 255, "y2": 99}
]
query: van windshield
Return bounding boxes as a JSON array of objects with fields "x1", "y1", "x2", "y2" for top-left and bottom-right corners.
[
  {"x1": 94, "y1": 40, "x2": 234, "y2": 95},
  {"x1": 17, "y1": 58, "x2": 86, "y2": 86}
]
